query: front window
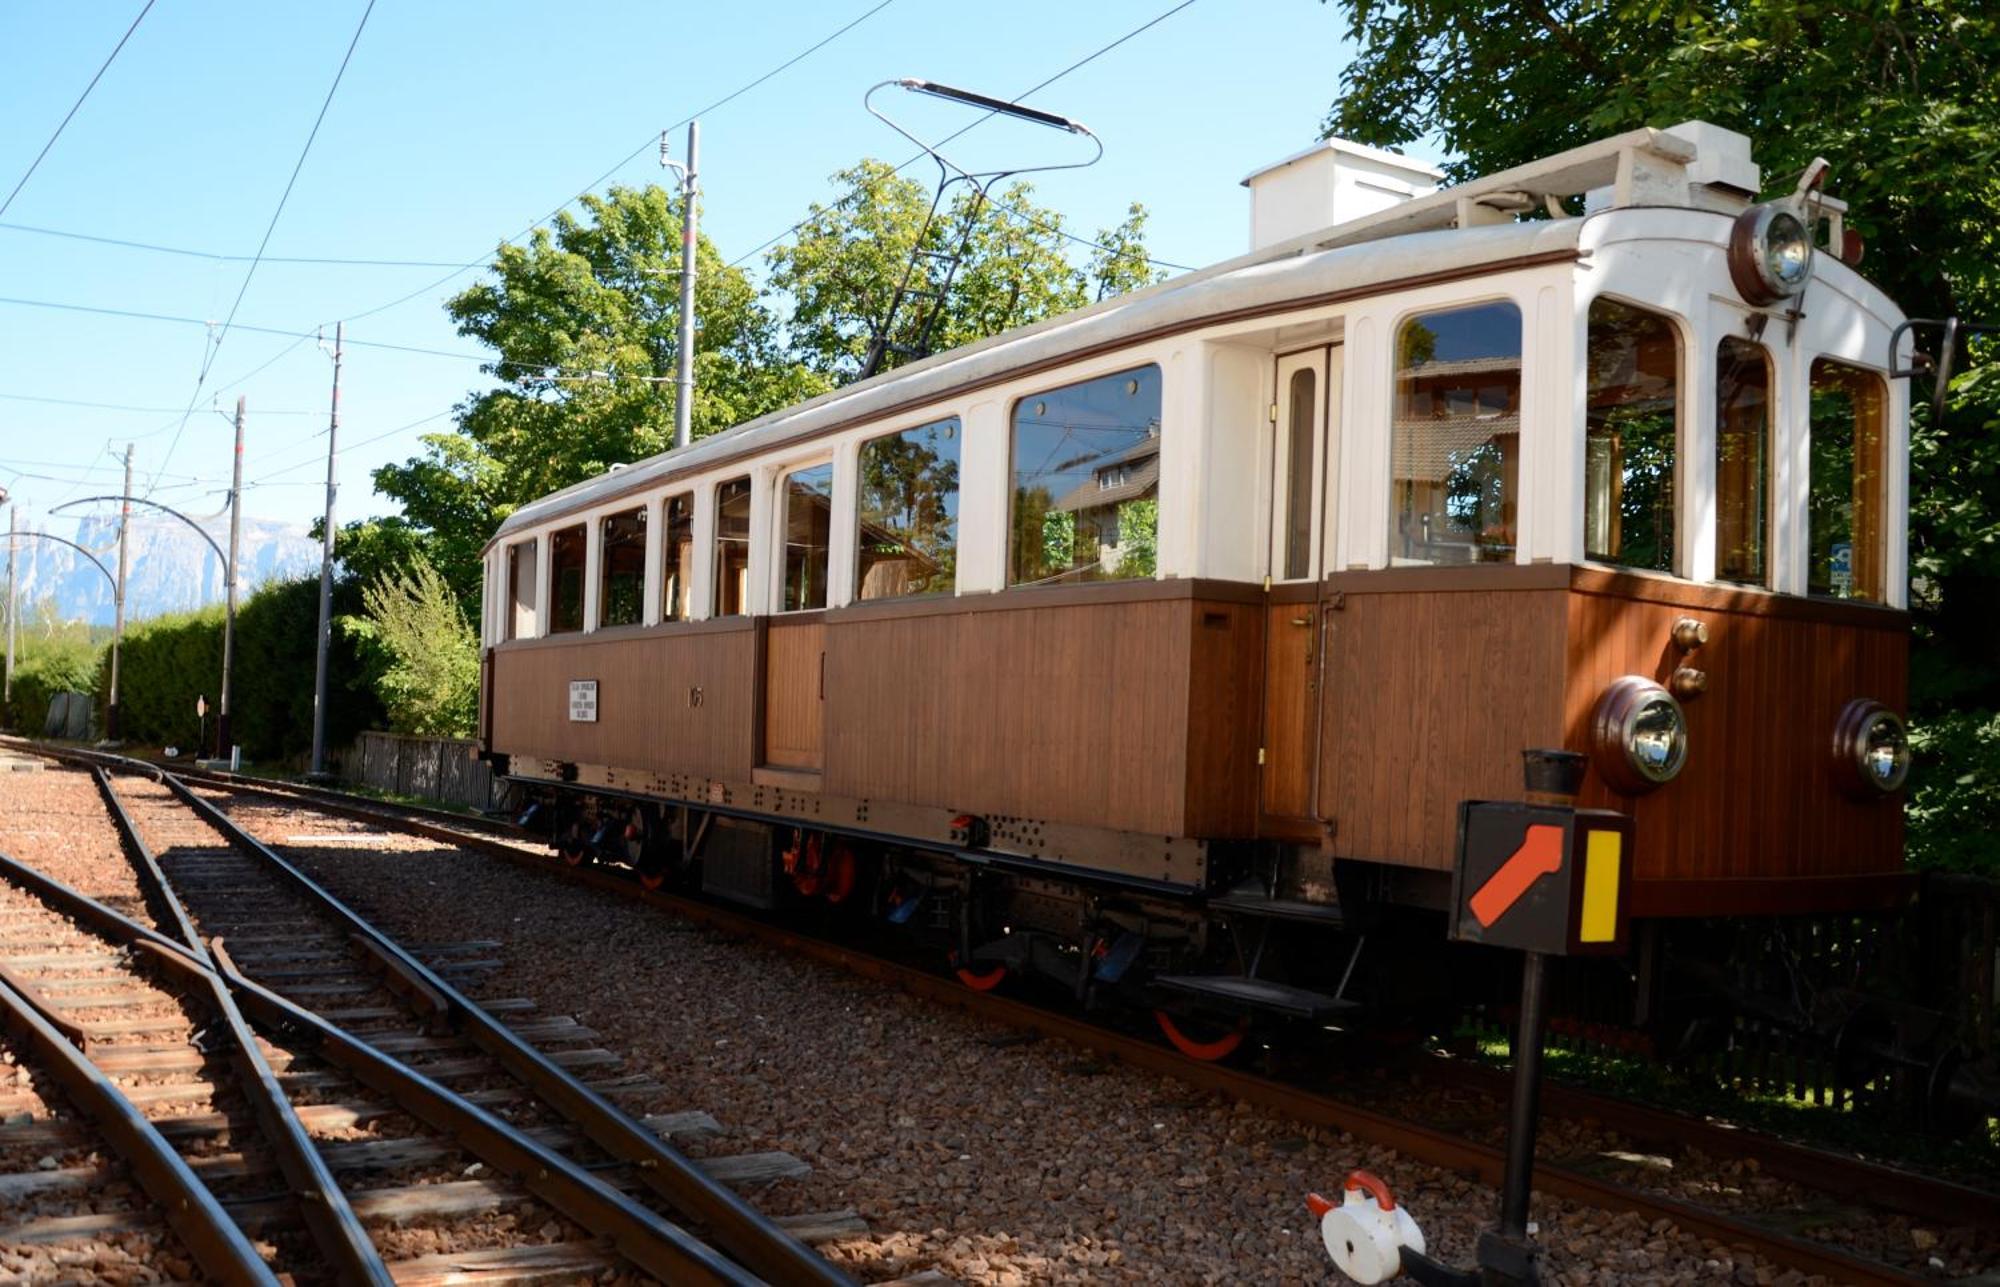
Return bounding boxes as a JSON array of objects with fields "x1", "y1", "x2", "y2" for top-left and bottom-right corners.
[
  {"x1": 548, "y1": 525, "x2": 586, "y2": 634},
  {"x1": 1584, "y1": 298, "x2": 1680, "y2": 573},
  {"x1": 713, "y1": 478, "x2": 751, "y2": 616},
  {"x1": 1009, "y1": 364, "x2": 1162, "y2": 585},
  {"x1": 1388, "y1": 302, "x2": 1521, "y2": 564},
  {"x1": 597, "y1": 507, "x2": 645, "y2": 628},
  {"x1": 780, "y1": 462, "x2": 834, "y2": 611},
  {"x1": 858, "y1": 417, "x2": 960, "y2": 600},
  {"x1": 1716, "y1": 338, "x2": 1772, "y2": 586},
  {"x1": 1808, "y1": 359, "x2": 1887, "y2": 601},
  {"x1": 661, "y1": 493, "x2": 693, "y2": 622},
  {"x1": 505, "y1": 539, "x2": 537, "y2": 641}
]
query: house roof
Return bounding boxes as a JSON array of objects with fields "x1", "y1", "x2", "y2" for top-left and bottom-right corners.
[
  {"x1": 1052, "y1": 451, "x2": 1162, "y2": 514},
  {"x1": 1390, "y1": 415, "x2": 1520, "y2": 483}
]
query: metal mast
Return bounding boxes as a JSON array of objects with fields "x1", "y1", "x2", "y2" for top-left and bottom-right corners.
[
  {"x1": 665, "y1": 120, "x2": 700, "y2": 451},
  {"x1": 108, "y1": 444, "x2": 133, "y2": 741},
  {"x1": 3, "y1": 502, "x2": 15, "y2": 715},
  {"x1": 310, "y1": 323, "x2": 342, "y2": 778},
  {"x1": 219, "y1": 395, "x2": 244, "y2": 760}
]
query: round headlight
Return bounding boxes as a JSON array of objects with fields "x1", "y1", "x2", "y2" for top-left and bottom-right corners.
[
  {"x1": 1728, "y1": 203, "x2": 1815, "y2": 306},
  {"x1": 1590, "y1": 676, "x2": 1688, "y2": 794},
  {"x1": 1832, "y1": 699, "x2": 1910, "y2": 796}
]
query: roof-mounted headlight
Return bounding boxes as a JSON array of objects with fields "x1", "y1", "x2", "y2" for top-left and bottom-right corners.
[
  {"x1": 1729, "y1": 203, "x2": 1814, "y2": 306},
  {"x1": 1832, "y1": 699, "x2": 1911, "y2": 796}
]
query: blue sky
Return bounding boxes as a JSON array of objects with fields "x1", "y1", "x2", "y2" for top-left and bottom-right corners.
[{"x1": 0, "y1": 1, "x2": 1440, "y2": 537}]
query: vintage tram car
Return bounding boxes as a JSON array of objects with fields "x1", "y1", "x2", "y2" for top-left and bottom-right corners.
[{"x1": 479, "y1": 122, "x2": 1914, "y2": 1056}]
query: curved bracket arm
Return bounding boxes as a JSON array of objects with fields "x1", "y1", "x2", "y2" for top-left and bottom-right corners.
[
  {"x1": 864, "y1": 77, "x2": 1103, "y2": 192},
  {"x1": 11, "y1": 531, "x2": 117, "y2": 594},
  {"x1": 50, "y1": 495, "x2": 228, "y2": 569}
]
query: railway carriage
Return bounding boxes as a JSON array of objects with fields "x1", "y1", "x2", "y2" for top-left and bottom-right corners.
[{"x1": 479, "y1": 122, "x2": 1915, "y2": 1054}]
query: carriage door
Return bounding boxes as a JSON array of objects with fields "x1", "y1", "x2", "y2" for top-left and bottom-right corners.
[{"x1": 1260, "y1": 347, "x2": 1335, "y2": 835}]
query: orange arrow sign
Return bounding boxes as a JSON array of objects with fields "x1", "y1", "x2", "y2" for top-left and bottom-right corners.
[{"x1": 1469, "y1": 824, "x2": 1565, "y2": 928}]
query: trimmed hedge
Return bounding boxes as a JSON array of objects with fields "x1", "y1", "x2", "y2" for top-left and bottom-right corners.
[
  {"x1": 3, "y1": 639, "x2": 101, "y2": 736},
  {"x1": 96, "y1": 576, "x2": 382, "y2": 763}
]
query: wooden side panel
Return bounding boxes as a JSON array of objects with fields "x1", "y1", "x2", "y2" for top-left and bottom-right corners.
[
  {"x1": 1259, "y1": 602, "x2": 1317, "y2": 825},
  {"x1": 1318, "y1": 581, "x2": 1568, "y2": 870},
  {"x1": 762, "y1": 621, "x2": 825, "y2": 770},
  {"x1": 1185, "y1": 601, "x2": 1263, "y2": 838},
  {"x1": 1563, "y1": 576, "x2": 1907, "y2": 888},
  {"x1": 488, "y1": 624, "x2": 755, "y2": 780},
  {"x1": 824, "y1": 598, "x2": 1198, "y2": 836}
]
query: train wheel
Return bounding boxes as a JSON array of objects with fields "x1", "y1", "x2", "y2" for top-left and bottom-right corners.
[
  {"x1": 1154, "y1": 1010, "x2": 1248, "y2": 1062},
  {"x1": 821, "y1": 842, "x2": 858, "y2": 905},
  {"x1": 947, "y1": 949, "x2": 1007, "y2": 992},
  {"x1": 555, "y1": 818, "x2": 590, "y2": 867}
]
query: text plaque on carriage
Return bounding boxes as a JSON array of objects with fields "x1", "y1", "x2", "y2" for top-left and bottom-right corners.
[{"x1": 568, "y1": 680, "x2": 599, "y2": 723}]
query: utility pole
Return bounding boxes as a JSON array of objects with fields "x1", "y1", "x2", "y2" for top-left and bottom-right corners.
[
  {"x1": 3, "y1": 499, "x2": 15, "y2": 718},
  {"x1": 218, "y1": 395, "x2": 244, "y2": 761},
  {"x1": 310, "y1": 323, "x2": 341, "y2": 779},
  {"x1": 108, "y1": 444, "x2": 132, "y2": 741},
  {"x1": 665, "y1": 119, "x2": 700, "y2": 451}
]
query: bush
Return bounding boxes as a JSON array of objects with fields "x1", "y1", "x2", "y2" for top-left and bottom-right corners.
[
  {"x1": 1907, "y1": 708, "x2": 2000, "y2": 874},
  {"x1": 347, "y1": 557, "x2": 478, "y2": 737},
  {"x1": 4, "y1": 638, "x2": 101, "y2": 735}
]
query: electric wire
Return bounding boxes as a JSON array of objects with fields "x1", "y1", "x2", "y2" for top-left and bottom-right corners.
[
  {"x1": 0, "y1": 220, "x2": 467, "y2": 268},
  {"x1": 244, "y1": 408, "x2": 455, "y2": 487},
  {"x1": 151, "y1": 0, "x2": 379, "y2": 494},
  {"x1": 726, "y1": 0, "x2": 1202, "y2": 271},
  {"x1": 0, "y1": 391, "x2": 318, "y2": 416},
  {"x1": 0, "y1": 0, "x2": 158, "y2": 219}
]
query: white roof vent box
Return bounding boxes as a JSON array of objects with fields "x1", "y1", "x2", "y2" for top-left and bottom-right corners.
[{"x1": 1242, "y1": 137, "x2": 1443, "y2": 252}]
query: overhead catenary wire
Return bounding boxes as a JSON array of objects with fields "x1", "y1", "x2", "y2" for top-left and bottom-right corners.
[
  {"x1": 0, "y1": 391, "x2": 318, "y2": 417},
  {"x1": 0, "y1": 0, "x2": 158, "y2": 220},
  {"x1": 152, "y1": 0, "x2": 379, "y2": 494},
  {"x1": 0, "y1": 220, "x2": 469, "y2": 268}
]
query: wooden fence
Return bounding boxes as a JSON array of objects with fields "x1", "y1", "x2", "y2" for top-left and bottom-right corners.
[{"x1": 346, "y1": 731, "x2": 498, "y2": 813}]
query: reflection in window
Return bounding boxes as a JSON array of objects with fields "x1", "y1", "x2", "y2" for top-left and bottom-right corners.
[
  {"x1": 1283, "y1": 367, "x2": 1316, "y2": 580},
  {"x1": 505, "y1": 539, "x2": 537, "y2": 641},
  {"x1": 661, "y1": 494, "x2": 694, "y2": 622},
  {"x1": 1388, "y1": 303, "x2": 1521, "y2": 564},
  {"x1": 1808, "y1": 359, "x2": 1887, "y2": 601},
  {"x1": 597, "y1": 507, "x2": 646, "y2": 628},
  {"x1": 858, "y1": 417, "x2": 959, "y2": 600},
  {"x1": 781, "y1": 462, "x2": 834, "y2": 611},
  {"x1": 1585, "y1": 299, "x2": 1680, "y2": 572},
  {"x1": 1010, "y1": 365, "x2": 1162, "y2": 586},
  {"x1": 713, "y1": 478, "x2": 751, "y2": 616},
  {"x1": 548, "y1": 525, "x2": 586, "y2": 634},
  {"x1": 1716, "y1": 338, "x2": 1772, "y2": 585}
]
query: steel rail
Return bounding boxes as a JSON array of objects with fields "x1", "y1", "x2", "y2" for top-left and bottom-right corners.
[
  {"x1": 0, "y1": 845, "x2": 763, "y2": 1286},
  {"x1": 144, "y1": 761, "x2": 850, "y2": 1287},
  {"x1": 0, "y1": 891, "x2": 278, "y2": 1286},
  {"x1": 88, "y1": 766, "x2": 394, "y2": 1287}
]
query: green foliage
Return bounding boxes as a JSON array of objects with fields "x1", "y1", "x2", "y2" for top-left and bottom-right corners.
[
  {"x1": 1, "y1": 599, "x2": 101, "y2": 735},
  {"x1": 1907, "y1": 709, "x2": 2000, "y2": 872},
  {"x1": 766, "y1": 159, "x2": 1164, "y2": 381},
  {"x1": 349, "y1": 558, "x2": 478, "y2": 737},
  {"x1": 1114, "y1": 498, "x2": 1159, "y2": 578},
  {"x1": 100, "y1": 578, "x2": 381, "y2": 763}
]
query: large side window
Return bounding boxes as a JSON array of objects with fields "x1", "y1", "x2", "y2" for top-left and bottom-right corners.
[
  {"x1": 1584, "y1": 298, "x2": 1681, "y2": 573},
  {"x1": 712, "y1": 478, "x2": 752, "y2": 616},
  {"x1": 1808, "y1": 359, "x2": 1887, "y2": 601},
  {"x1": 858, "y1": 417, "x2": 960, "y2": 600},
  {"x1": 505, "y1": 538, "x2": 537, "y2": 641},
  {"x1": 548, "y1": 524, "x2": 586, "y2": 634},
  {"x1": 780, "y1": 463, "x2": 834, "y2": 612},
  {"x1": 597, "y1": 507, "x2": 646, "y2": 628},
  {"x1": 1009, "y1": 364, "x2": 1162, "y2": 586},
  {"x1": 661, "y1": 493, "x2": 694, "y2": 623},
  {"x1": 1388, "y1": 302, "x2": 1521, "y2": 564},
  {"x1": 1716, "y1": 338, "x2": 1772, "y2": 586}
]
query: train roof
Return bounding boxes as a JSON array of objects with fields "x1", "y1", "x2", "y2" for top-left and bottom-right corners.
[{"x1": 491, "y1": 124, "x2": 1777, "y2": 543}]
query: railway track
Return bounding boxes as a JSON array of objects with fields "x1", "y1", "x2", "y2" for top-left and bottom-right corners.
[
  {"x1": 22, "y1": 745, "x2": 2000, "y2": 1284},
  {"x1": 0, "y1": 751, "x2": 866, "y2": 1284}
]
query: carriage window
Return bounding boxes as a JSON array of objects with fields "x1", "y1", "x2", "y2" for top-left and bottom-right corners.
[
  {"x1": 597, "y1": 507, "x2": 646, "y2": 628},
  {"x1": 1389, "y1": 303, "x2": 1521, "y2": 564},
  {"x1": 505, "y1": 539, "x2": 537, "y2": 641},
  {"x1": 1282, "y1": 367, "x2": 1316, "y2": 580},
  {"x1": 1585, "y1": 299, "x2": 1681, "y2": 573},
  {"x1": 1716, "y1": 338, "x2": 1772, "y2": 586},
  {"x1": 713, "y1": 478, "x2": 751, "y2": 616},
  {"x1": 548, "y1": 525, "x2": 586, "y2": 634},
  {"x1": 780, "y1": 462, "x2": 834, "y2": 611},
  {"x1": 1808, "y1": 359, "x2": 1887, "y2": 601},
  {"x1": 1009, "y1": 364, "x2": 1162, "y2": 586},
  {"x1": 661, "y1": 493, "x2": 694, "y2": 622},
  {"x1": 858, "y1": 417, "x2": 960, "y2": 600}
]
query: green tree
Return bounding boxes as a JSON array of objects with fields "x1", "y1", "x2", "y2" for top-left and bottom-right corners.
[
  {"x1": 1320, "y1": 0, "x2": 2000, "y2": 865},
  {"x1": 350, "y1": 184, "x2": 827, "y2": 601},
  {"x1": 767, "y1": 159, "x2": 1165, "y2": 381},
  {"x1": 348, "y1": 558, "x2": 479, "y2": 737}
]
